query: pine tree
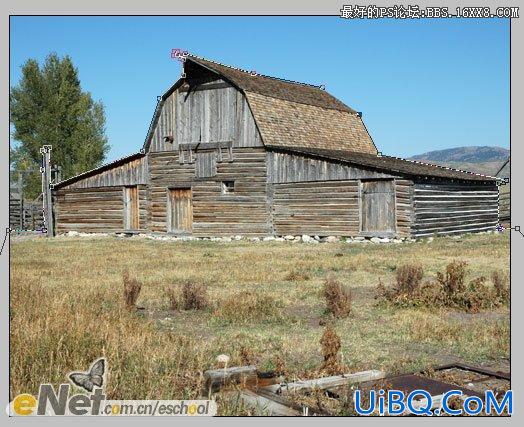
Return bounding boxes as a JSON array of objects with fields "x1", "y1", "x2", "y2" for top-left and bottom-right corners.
[{"x1": 10, "y1": 53, "x2": 109, "y2": 198}]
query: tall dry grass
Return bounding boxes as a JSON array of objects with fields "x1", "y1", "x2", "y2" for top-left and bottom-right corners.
[{"x1": 9, "y1": 275, "x2": 212, "y2": 400}]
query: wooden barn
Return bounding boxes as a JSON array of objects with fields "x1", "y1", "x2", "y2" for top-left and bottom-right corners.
[{"x1": 53, "y1": 56, "x2": 500, "y2": 239}]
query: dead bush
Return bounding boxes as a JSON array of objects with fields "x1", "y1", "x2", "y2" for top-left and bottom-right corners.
[
  {"x1": 180, "y1": 281, "x2": 208, "y2": 310},
  {"x1": 214, "y1": 291, "x2": 283, "y2": 325},
  {"x1": 437, "y1": 261, "x2": 468, "y2": 296},
  {"x1": 395, "y1": 264, "x2": 424, "y2": 296},
  {"x1": 239, "y1": 345, "x2": 257, "y2": 366},
  {"x1": 123, "y1": 270, "x2": 142, "y2": 310},
  {"x1": 376, "y1": 260, "x2": 509, "y2": 313},
  {"x1": 319, "y1": 325, "x2": 344, "y2": 375},
  {"x1": 459, "y1": 277, "x2": 491, "y2": 313},
  {"x1": 164, "y1": 281, "x2": 208, "y2": 311},
  {"x1": 323, "y1": 278, "x2": 352, "y2": 319},
  {"x1": 492, "y1": 270, "x2": 510, "y2": 303}
]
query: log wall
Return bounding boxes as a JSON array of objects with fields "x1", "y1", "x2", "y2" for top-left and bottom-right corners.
[
  {"x1": 395, "y1": 179, "x2": 414, "y2": 237},
  {"x1": 272, "y1": 181, "x2": 360, "y2": 236},
  {"x1": 498, "y1": 184, "x2": 510, "y2": 224},
  {"x1": 411, "y1": 182, "x2": 499, "y2": 237},
  {"x1": 55, "y1": 186, "x2": 147, "y2": 233},
  {"x1": 148, "y1": 147, "x2": 270, "y2": 236}
]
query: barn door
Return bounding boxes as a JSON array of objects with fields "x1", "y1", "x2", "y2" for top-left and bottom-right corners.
[
  {"x1": 360, "y1": 180, "x2": 396, "y2": 234},
  {"x1": 123, "y1": 186, "x2": 139, "y2": 230},
  {"x1": 167, "y1": 188, "x2": 193, "y2": 232}
]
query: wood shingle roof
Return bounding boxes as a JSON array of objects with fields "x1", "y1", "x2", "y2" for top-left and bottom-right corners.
[{"x1": 185, "y1": 56, "x2": 378, "y2": 155}]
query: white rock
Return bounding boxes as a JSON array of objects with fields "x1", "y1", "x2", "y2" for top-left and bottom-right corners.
[
  {"x1": 251, "y1": 237, "x2": 260, "y2": 242},
  {"x1": 67, "y1": 231, "x2": 80, "y2": 237},
  {"x1": 353, "y1": 236, "x2": 365, "y2": 241},
  {"x1": 216, "y1": 354, "x2": 230, "y2": 368},
  {"x1": 275, "y1": 237, "x2": 285, "y2": 242},
  {"x1": 234, "y1": 235, "x2": 243, "y2": 240},
  {"x1": 263, "y1": 236, "x2": 276, "y2": 242},
  {"x1": 310, "y1": 239, "x2": 319, "y2": 244},
  {"x1": 221, "y1": 237, "x2": 232, "y2": 242},
  {"x1": 314, "y1": 235, "x2": 320, "y2": 241},
  {"x1": 325, "y1": 236, "x2": 339, "y2": 243},
  {"x1": 301, "y1": 235, "x2": 311, "y2": 243},
  {"x1": 393, "y1": 239, "x2": 403, "y2": 244},
  {"x1": 284, "y1": 235, "x2": 295, "y2": 240},
  {"x1": 379, "y1": 237, "x2": 390, "y2": 243},
  {"x1": 370, "y1": 237, "x2": 381, "y2": 244},
  {"x1": 426, "y1": 237, "x2": 434, "y2": 243}
]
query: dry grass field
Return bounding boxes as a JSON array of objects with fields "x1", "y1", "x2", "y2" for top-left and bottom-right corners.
[{"x1": 10, "y1": 232, "x2": 510, "y2": 414}]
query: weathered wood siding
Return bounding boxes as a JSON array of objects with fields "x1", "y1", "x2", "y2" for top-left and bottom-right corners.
[
  {"x1": 411, "y1": 182, "x2": 499, "y2": 237},
  {"x1": 273, "y1": 181, "x2": 359, "y2": 236},
  {"x1": 498, "y1": 184, "x2": 510, "y2": 224},
  {"x1": 59, "y1": 157, "x2": 148, "y2": 189},
  {"x1": 55, "y1": 186, "x2": 147, "y2": 233},
  {"x1": 148, "y1": 147, "x2": 269, "y2": 236},
  {"x1": 267, "y1": 151, "x2": 396, "y2": 183},
  {"x1": 395, "y1": 179, "x2": 413, "y2": 237},
  {"x1": 149, "y1": 80, "x2": 262, "y2": 152}
]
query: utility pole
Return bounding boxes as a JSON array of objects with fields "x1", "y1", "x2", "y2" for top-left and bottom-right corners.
[{"x1": 40, "y1": 145, "x2": 54, "y2": 237}]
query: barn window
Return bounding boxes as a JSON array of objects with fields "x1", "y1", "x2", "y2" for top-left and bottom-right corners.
[{"x1": 222, "y1": 181, "x2": 235, "y2": 194}]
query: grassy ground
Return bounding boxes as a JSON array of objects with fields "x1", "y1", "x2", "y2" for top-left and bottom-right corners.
[{"x1": 10, "y1": 232, "x2": 510, "y2": 412}]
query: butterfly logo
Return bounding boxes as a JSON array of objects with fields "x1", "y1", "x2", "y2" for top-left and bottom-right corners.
[{"x1": 68, "y1": 358, "x2": 106, "y2": 392}]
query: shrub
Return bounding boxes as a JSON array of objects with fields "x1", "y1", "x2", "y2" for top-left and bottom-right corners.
[
  {"x1": 395, "y1": 264, "x2": 424, "y2": 296},
  {"x1": 376, "y1": 260, "x2": 509, "y2": 313},
  {"x1": 319, "y1": 325, "x2": 344, "y2": 375},
  {"x1": 492, "y1": 270, "x2": 510, "y2": 303},
  {"x1": 323, "y1": 278, "x2": 352, "y2": 319},
  {"x1": 181, "y1": 281, "x2": 209, "y2": 310},
  {"x1": 214, "y1": 291, "x2": 283, "y2": 325},
  {"x1": 460, "y1": 277, "x2": 491, "y2": 313},
  {"x1": 123, "y1": 270, "x2": 142, "y2": 310},
  {"x1": 437, "y1": 261, "x2": 468, "y2": 296}
]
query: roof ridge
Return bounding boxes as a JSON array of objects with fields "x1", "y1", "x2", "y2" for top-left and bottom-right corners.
[{"x1": 188, "y1": 54, "x2": 323, "y2": 89}]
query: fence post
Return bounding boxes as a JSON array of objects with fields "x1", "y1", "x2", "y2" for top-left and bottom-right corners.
[{"x1": 40, "y1": 146, "x2": 54, "y2": 237}]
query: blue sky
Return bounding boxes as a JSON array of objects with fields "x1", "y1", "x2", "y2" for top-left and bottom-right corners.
[{"x1": 10, "y1": 16, "x2": 509, "y2": 162}]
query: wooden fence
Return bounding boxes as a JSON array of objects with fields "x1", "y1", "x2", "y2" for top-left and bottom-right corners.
[{"x1": 9, "y1": 189, "x2": 45, "y2": 230}]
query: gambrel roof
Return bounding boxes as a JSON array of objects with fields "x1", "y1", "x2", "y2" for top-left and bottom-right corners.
[
  {"x1": 157, "y1": 56, "x2": 379, "y2": 155},
  {"x1": 58, "y1": 55, "x2": 379, "y2": 189}
]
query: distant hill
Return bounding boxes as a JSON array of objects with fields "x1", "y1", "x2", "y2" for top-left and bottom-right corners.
[{"x1": 409, "y1": 146, "x2": 509, "y2": 177}]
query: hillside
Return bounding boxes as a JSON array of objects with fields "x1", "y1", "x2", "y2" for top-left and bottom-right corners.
[{"x1": 409, "y1": 146, "x2": 509, "y2": 177}]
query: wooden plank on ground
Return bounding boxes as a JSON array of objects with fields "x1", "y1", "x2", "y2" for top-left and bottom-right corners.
[
  {"x1": 263, "y1": 370, "x2": 386, "y2": 394},
  {"x1": 204, "y1": 365, "x2": 258, "y2": 393}
]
